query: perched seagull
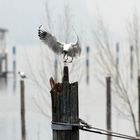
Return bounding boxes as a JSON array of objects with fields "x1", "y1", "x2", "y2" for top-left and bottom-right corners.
[
  {"x1": 18, "y1": 71, "x2": 26, "y2": 79},
  {"x1": 38, "y1": 25, "x2": 81, "y2": 63}
]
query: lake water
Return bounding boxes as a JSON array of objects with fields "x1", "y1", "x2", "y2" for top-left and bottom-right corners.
[{"x1": 0, "y1": 46, "x2": 136, "y2": 140}]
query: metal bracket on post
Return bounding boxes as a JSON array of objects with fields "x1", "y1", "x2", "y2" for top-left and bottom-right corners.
[
  {"x1": 52, "y1": 123, "x2": 73, "y2": 131},
  {"x1": 51, "y1": 122, "x2": 81, "y2": 131}
]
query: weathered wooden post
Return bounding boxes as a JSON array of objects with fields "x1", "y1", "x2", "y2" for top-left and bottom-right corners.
[
  {"x1": 0, "y1": 59, "x2": 2, "y2": 74},
  {"x1": 106, "y1": 76, "x2": 112, "y2": 140},
  {"x1": 50, "y1": 66, "x2": 79, "y2": 140},
  {"x1": 138, "y1": 76, "x2": 140, "y2": 137},
  {"x1": 4, "y1": 53, "x2": 8, "y2": 83},
  {"x1": 116, "y1": 42, "x2": 119, "y2": 84},
  {"x1": 20, "y1": 80, "x2": 26, "y2": 140},
  {"x1": 130, "y1": 45, "x2": 134, "y2": 80},
  {"x1": 12, "y1": 46, "x2": 16, "y2": 78},
  {"x1": 86, "y1": 46, "x2": 90, "y2": 85}
]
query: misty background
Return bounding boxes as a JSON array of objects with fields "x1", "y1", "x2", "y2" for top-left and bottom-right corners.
[{"x1": 1, "y1": 0, "x2": 140, "y2": 140}]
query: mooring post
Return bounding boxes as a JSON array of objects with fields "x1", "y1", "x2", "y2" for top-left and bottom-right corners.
[
  {"x1": 138, "y1": 76, "x2": 140, "y2": 137},
  {"x1": 0, "y1": 59, "x2": 2, "y2": 74},
  {"x1": 86, "y1": 46, "x2": 90, "y2": 85},
  {"x1": 20, "y1": 80, "x2": 26, "y2": 140},
  {"x1": 116, "y1": 42, "x2": 119, "y2": 84},
  {"x1": 106, "y1": 76, "x2": 112, "y2": 140},
  {"x1": 12, "y1": 46, "x2": 16, "y2": 78},
  {"x1": 5, "y1": 53, "x2": 8, "y2": 78},
  {"x1": 50, "y1": 66, "x2": 79, "y2": 140}
]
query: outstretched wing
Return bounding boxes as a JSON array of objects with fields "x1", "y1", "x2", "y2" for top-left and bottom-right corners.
[
  {"x1": 68, "y1": 44, "x2": 81, "y2": 57},
  {"x1": 68, "y1": 36, "x2": 81, "y2": 57},
  {"x1": 38, "y1": 27, "x2": 63, "y2": 55}
]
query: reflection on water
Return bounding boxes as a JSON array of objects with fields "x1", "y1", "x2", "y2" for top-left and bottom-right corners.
[
  {"x1": 0, "y1": 74, "x2": 50, "y2": 140},
  {"x1": 0, "y1": 47, "x2": 53, "y2": 140},
  {"x1": 0, "y1": 78, "x2": 8, "y2": 94},
  {"x1": 0, "y1": 76, "x2": 16, "y2": 95},
  {"x1": 0, "y1": 76, "x2": 18, "y2": 140}
]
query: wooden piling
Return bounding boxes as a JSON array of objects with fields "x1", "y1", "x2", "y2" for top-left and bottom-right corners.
[
  {"x1": 5, "y1": 53, "x2": 8, "y2": 78},
  {"x1": 116, "y1": 42, "x2": 119, "y2": 84},
  {"x1": 12, "y1": 46, "x2": 16, "y2": 78},
  {"x1": 138, "y1": 76, "x2": 140, "y2": 136},
  {"x1": 106, "y1": 77, "x2": 112, "y2": 140},
  {"x1": 130, "y1": 45, "x2": 134, "y2": 80},
  {"x1": 50, "y1": 66, "x2": 79, "y2": 140},
  {"x1": 0, "y1": 59, "x2": 2, "y2": 74},
  {"x1": 20, "y1": 80, "x2": 26, "y2": 140},
  {"x1": 86, "y1": 46, "x2": 90, "y2": 84}
]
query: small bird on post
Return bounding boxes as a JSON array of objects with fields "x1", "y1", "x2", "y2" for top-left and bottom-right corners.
[
  {"x1": 38, "y1": 25, "x2": 81, "y2": 63},
  {"x1": 18, "y1": 71, "x2": 27, "y2": 79}
]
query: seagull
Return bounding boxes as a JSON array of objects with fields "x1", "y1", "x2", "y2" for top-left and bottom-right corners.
[
  {"x1": 18, "y1": 71, "x2": 26, "y2": 79},
  {"x1": 38, "y1": 25, "x2": 81, "y2": 63}
]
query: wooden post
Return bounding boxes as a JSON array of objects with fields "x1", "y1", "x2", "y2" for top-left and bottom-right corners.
[
  {"x1": 20, "y1": 80, "x2": 26, "y2": 140},
  {"x1": 50, "y1": 66, "x2": 79, "y2": 140},
  {"x1": 116, "y1": 42, "x2": 119, "y2": 84},
  {"x1": 138, "y1": 76, "x2": 140, "y2": 137},
  {"x1": 5, "y1": 53, "x2": 8, "y2": 78},
  {"x1": 106, "y1": 77, "x2": 112, "y2": 140},
  {"x1": 12, "y1": 46, "x2": 16, "y2": 78},
  {"x1": 130, "y1": 45, "x2": 134, "y2": 80},
  {"x1": 0, "y1": 59, "x2": 2, "y2": 74},
  {"x1": 86, "y1": 46, "x2": 90, "y2": 84}
]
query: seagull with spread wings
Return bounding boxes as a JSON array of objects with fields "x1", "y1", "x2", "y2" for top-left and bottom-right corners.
[{"x1": 38, "y1": 25, "x2": 81, "y2": 63}]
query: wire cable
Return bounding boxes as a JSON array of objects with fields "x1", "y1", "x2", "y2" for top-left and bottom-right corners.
[
  {"x1": 84, "y1": 125, "x2": 138, "y2": 140},
  {"x1": 51, "y1": 121, "x2": 140, "y2": 140},
  {"x1": 81, "y1": 127, "x2": 139, "y2": 140},
  {"x1": 78, "y1": 118, "x2": 140, "y2": 140}
]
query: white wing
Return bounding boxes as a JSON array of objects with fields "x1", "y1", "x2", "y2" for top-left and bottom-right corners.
[
  {"x1": 38, "y1": 27, "x2": 63, "y2": 55},
  {"x1": 68, "y1": 36, "x2": 81, "y2": 57}
]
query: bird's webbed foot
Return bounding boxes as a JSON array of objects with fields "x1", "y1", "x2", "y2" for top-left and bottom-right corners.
[{"x1": 64, "y1": 56, "x2": 73, "y2": 63}]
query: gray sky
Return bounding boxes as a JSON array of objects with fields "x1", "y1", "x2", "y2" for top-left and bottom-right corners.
[
  {"x1": 0, "y1": 0, "x2": 140, "y2": 47},
  {"x1": 0, "y1": 0, "x2": 89, "y2": 47},
  {"x1": 0, "y1": 0, "x2": 46, "y2": 46}
]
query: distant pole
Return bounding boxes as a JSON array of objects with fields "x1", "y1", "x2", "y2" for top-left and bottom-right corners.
[
  {"x1": 0, "y1": 59, "x2": 2, "y2": 74},
  {"x1": 50, "y1": 66, "x2": 79, "y2": 140},
  {"x1": 20, "y1": 80, "x2": 26, "y2": 140},
  {"x1": 116, "y1": 42, "x2": 119, "y2": 84},
  {"x1": 5, "y1": 53, "x2": 8, "y2": 75},
  {"x1": 86, "y1": 46, "x2": 90, "y2": 84},
  {"x1": 130, "y1": 45, "x2": 134, "y2": 80},
  {"x1": 12, "y1": 46, "x2": 16, "y2": 78},
  {"x1": 106, "y1": 76, "x2": 112, "y2": 140},
  {"x1": 138, "y1": 76, "x2": 140, "y2": 137}
]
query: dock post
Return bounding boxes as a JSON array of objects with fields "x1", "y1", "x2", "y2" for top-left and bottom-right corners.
[
  {"x1": 20, "y1": 80, "x2": 26, "y2": 140},
  {"x1": 12, "y1": 46, "x2": 16, "y2": 78},
  {"x1": 106, "y1": 76, "x2": 112, "y2": 140},
  {"x1": 138, "y1": 76, "x2": 140, "y2": 137},
  {"x1": 86, "y1": 46, "x2": 90, "y2": 84},
  {"x1": 50, "y1": 66, "x2": 79, "y2": 140}
]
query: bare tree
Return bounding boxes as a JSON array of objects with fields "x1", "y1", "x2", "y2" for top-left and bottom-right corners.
[
  {"x1": 92, "y1": 11, "x2": 140, "y2": 136},
  {"x1": 126, "y1": 9, "x2": 140, "y2": 77},
  {"x1": 24, "y1": 0, "x2": 83, "y2": 120}
]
